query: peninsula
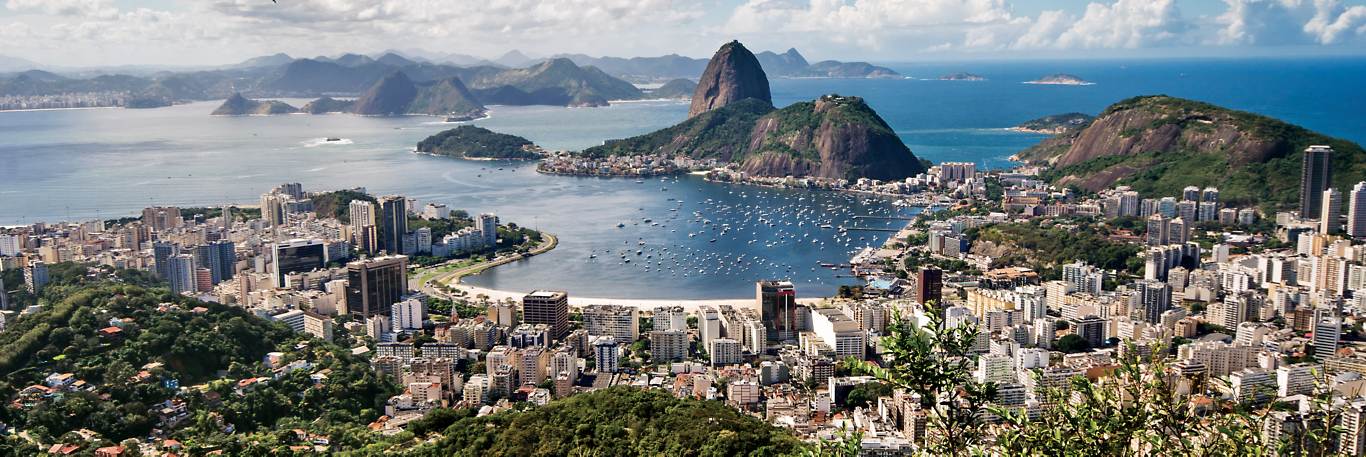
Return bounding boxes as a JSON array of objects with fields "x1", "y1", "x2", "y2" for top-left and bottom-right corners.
[{"x1": 210, "y1": 92, "x2": 298, "y2": 115}]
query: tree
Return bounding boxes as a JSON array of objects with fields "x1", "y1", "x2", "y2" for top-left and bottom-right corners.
[{"x1": 1055, "y1": 334, "x2": 1090, "y2": 353}]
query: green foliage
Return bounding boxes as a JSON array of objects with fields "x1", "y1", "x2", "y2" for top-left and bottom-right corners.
[
  {"x1": 583, "y1": 98, "x2": 775, "y2": 158},
  {"x1": 310, "y1": 190, "x2": 377, "y2": 225},
  {"x1": 300, "y1": 96, "x2": 357, "y2": 114},
  {"x1": 1028, "y1": 95, "x2": 1366, "y2": 211},
  {"x1": 400, "y1": 386, "x2": 806, "y2": 456},
  {"x1": 416, "y1": 125, "x2": 538, "y2": 159},
  {"x1": 650, "y1": 78, "x2": 698, "y2": 99},
  {"x1": 1055, "y1": 334, "x2": 1090, "y2": 353},
  {"x1": 966, "y1": 220, "x2": 1143, "y2": 272},
  {"x1": 844, "y1": 382, "x2": 892, "y2": 409}
]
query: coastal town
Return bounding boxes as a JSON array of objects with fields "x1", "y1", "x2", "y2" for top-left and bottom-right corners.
[{"x1": 4, "y1": 142, "x2": 1366, "y2": 455}]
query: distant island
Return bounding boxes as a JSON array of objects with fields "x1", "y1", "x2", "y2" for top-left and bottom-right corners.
[
  {"x1": 210, "y1": 93, "x2": 298, "y2": 115},
  {"x1": 416, "y1": 125, "x2": 544, "y2": 159},
  {"x1": 1009, "y1": 112, "x2": 1095, "y2": 133},
  {"x1": 649, "y1": 78, "x2": 697, "y2": 99},
  {"x1": 1025, "y1": 74, "x2": 1092, "y2": 85},
  {"x1": 939, "y1": 72, "x2": 986, "y2": 81},
  {"x1": 299, "y1": 96, "x2": 355, "y2": 114}
]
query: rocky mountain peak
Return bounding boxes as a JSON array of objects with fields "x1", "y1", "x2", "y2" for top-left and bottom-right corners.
[{"x1": 688, "y1": 40, "x2": 771, "y2": 118}]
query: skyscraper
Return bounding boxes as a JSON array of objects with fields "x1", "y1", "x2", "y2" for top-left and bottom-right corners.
[
  {"x1": 24, "y1": 260, "x2": 48, "y2": 293},
  {"x1": 152, "y1": 242, "x2": 179, "y2": 279},
  {"x1": 477, "y1": 213, "x2": 499, "y2": 247},
  {"x1": 1300, "y1": 145, "x2": 1334, "y2": 218},
  {"x1": 1135, "y1": 280, "x2": 1172, "y2": 324},
  {"x1": 1315, "y1": 316, "x2": 1342, "y2": 360},
  {"x1": 272, "y1": 239, "x2": 327, "y2": 288},
  {"x1": 917, "y1": 267, "x2": 943, "y2": 307},
  {"x1": 189, "y1": 240, "x2": 236, "y2": 285},
  {"x1": 1321, "y1": 188, "x2": 1342, "y2": 234},
  {"x1": 758, "y1": 280, "x2": 797, "y2": 341},
  {"x1": 1203, "y1": 187, "x2": 1219, "y2": 203},
  {"x1": 523, "y1": 290, "x2": 569, "y2": 340},
  {"x1": 165, "y1": 254, "x2": 196, "y2": 295},
  {"x1": 380, "y1": 197, "x2": 408, "y2": 255},
  {"x1": 345, "y1": 255, "x2": 408, "y2": 318},
  {"x1": 260, "y1": 193, "x2": 285, "y2": 228},
  {"x1": 1182, "y1": 186, "x2": 1200, "y2": 202},
  {"x1": 1349, "y1": 182, "x2": 1366, "y2": 238}
]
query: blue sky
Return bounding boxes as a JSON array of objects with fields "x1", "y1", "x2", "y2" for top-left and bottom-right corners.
[{"x1": 2, "y1": 0, "x2": 1365, "y2": 67}]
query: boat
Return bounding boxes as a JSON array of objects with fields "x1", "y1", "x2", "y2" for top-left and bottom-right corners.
[
  {"x1": 710, "y1": 239, "x2": 717, "y2": 242},
  {"x1": 636, "y1": 179, "x2": 644, "y2": 184},
  {"x1": 325, "y1": 137, "x2": 341, "y2": 142},
  {"x1": 661, "y1": 187, "x2": 667, "y2": 191},
  {"x1": 616, "y1": 223, "x2": 625, "y2": 228},
  {"x1": 589, "y1": 254, "x2": 597, "y2": 258}
]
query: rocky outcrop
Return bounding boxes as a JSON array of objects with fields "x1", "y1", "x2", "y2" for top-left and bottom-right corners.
[
  {"x1": 689, "y1": 41, "x2": 771, "y2": 118},
  {"x1": 351, "y1": 71, "x2": 419, "y2": 115},
  {"x1": 738, "y1": 96, "x2": 923, "y2": 181}
]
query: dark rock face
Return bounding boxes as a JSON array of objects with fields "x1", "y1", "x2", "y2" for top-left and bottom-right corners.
[
  {"x1": 688, "y1": 41, "x2": 771, "y2": 118},
  {"x1": 351, "y1": 71, "x2": 418, "y2": 115}
]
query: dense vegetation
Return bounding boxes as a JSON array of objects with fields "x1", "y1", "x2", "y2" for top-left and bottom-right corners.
[
  {"x1": 398, "y1": 386, "x2": 806, "y2": 456},
  {"x1": 0, "y1": 264, "x2": 400, "y2": 455},
  {"x1": 1024, "y1": 95, "x2": 1366, "y2": 212},
  {"x1": 582, "y1": 98, "x2": 774, "y2": 158},
  {"x1": 416, "y1": 125, "x2": 539, "y2": 159},
  {"x1": 310, "y1": 190, "x2": 377, "y2": 225},
  {"x1": 965, "y1": 220, "x2": 1144, "y2": 273}
]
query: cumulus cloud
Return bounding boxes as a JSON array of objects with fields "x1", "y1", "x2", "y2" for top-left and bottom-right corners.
[{"x1": 1216, "y1": 0, "x2": 1366, "y2": 45}]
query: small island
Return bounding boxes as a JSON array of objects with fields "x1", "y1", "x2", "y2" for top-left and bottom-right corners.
[
  {"x1": 211, "y1": 92, "x2": 298, "y2": 115},
  {"x1": 939, "y1": 72, "x2": 985, "y2": 81},
  {"x1": 1024, "y1": 74, "x2": 1092, "y2": 85},
  {"x1": 1009, "y1": 112, "x2": 1096, "y2": 134},
  {"x1": 649, "y1": 78, "x2": 698, "y2": 99},
  {"x1": 415, "y1": 125, "x2": 545, "y2": 160},
  {"x1": 300, "y1": 96, "x2": 356, "y2": 114}
]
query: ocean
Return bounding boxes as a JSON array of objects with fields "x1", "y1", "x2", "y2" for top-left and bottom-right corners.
[{"x1": 1, "y1": 56, "x2": 1363, "y2": 298}]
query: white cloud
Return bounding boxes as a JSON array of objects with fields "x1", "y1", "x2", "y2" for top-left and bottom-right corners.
[
  {"x1": 1052, "y1": 0, "x2": 1190, "y2": 48},
  {"x1": 1215, "y1": 0, "x2": 1366, "y2": 45},
  {"x1": 6, "y1": 0, "x2": 117, "y2": 19}
]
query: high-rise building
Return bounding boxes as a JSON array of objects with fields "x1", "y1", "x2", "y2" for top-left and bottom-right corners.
[
  {"x1": 391, "y1": 294, "x2": 428, "y2": 330},
  {"x1": 345, "y1": 256, "x2": 408, "y2": 318},
  {"x1": 24, "y1": 260, "x2": 48, "y2": 293},
  {"x1": 1177, "y1": 200, "x2": 1197, "y2": 222},
  {"x1": 1169, "y1": 217, "x2": 1190, "y2": 245},
  {"x1": 1322, "y1": 188, "x2": 1342, "y2": 234},
  {"x1": 1146, "y1": 214, "x2": 1170, "y2": 247},
  {"x1": 758, "y1": 280, "x2": 797, "y2": 341},
  {"x1": 917, "y1": 267, "x2": 943, "y2": 307},
  {"x1": 0, "y1": 234, "x2": 20, "y2": 257},
  {"x1": 1198, "y1": 201, "x2": 1218, "y2": 222},
  {"x1": 653, "y1": 306, "x2": 688, "y2": 331},
  {"x1": 650, "y1": 329, "x2": 689, "y2": 361},
  {"x1": 523, "y1": 290, "x2": 569, "y2": 340},
  {"x1": 165, "y1": 254, "x2": 196, "y2": 295},
  {"x1": 582, "y1": 304, "x2": 639, "y2": 343},
  {"x1": 271, "y1": 239, "x2": 327, "y2": 288},
  {"x1": 1135, "y1": 280, "x2": 1172, "y2": 324},
  {"x1": 1350, "y1": 182, "x2": 1366, "y2": 238},
  {"x1": 477, "y1": 213, "x2": 498, "y2": 247},
  {"x1": 349, "y1": 200, "x2": 376, "y2": 228},
  {"x1": 1315, "y1": 316, "x2": 1342, "y2": 360},
  {"x1": 152, "y1": 242, "x2": 179, "y2": 279},
  {"x1": 1183, "y1": 186, "x2": 1201, "y2": 202},
  {"x1": 1203, "y1": 187, "x2": 1219, "y2": 203},
  {"x1": 593, "y1": 336, "x2": 620, "y2": 373},
  {"x1": 1158, "y1": 197, "x2": 1178, "y2": 218},
  {"x1": 140, "y1": 206, "x2": 182, "y2": 232},
  {"x1": 380, "y1": 197, "x2": 408, "y2": 255},
  {"x1": 1300, "y1": 145, "x2": 1334, "y2": 218},
  {"x1": 260, "y1": 194, "x2": 285, "y2": 228}
]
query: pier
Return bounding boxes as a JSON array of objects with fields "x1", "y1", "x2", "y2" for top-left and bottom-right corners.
[
  {"x1": 852, "y1": 216, "x2": 915, "y2": 220},
  {"x1": 837, "y1": 226, "x2": 901, "y2": 232}
]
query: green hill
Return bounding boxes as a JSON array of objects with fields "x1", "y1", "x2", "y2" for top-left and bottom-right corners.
[
  {"x1": 1015, "y1": 95, "x2": 1366, "y2": 211},
  {"x1": 416, "y1": 125, "x2": 541, "y2": 159},
  {"x1": 211, "y1": 92, "x2": 298, "y2": 115},
  {"x1": 350, "y1": 72, "x2": 484, "y2": 117},
  {"x1": 651, "y1": 78, "x2": 697, "y2": 99},
  {"x1": 1011, "y1": 112, "x2": 1094, "y2": 133},
  {"x1": 584, "y1": 95, "x2": 927, "y2": 181},
  {"x1": 402, "y1": 386, "x2": 806, "y2": 456},
  {"x1": 461, "y1": 58, "x2": 644, "y2": 107},
  {"x1": 300, "y1": 96, "x2": 355, "y2": 113}
]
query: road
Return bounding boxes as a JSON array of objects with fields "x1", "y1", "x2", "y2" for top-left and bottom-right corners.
[{"x1": 408, "y1": 233, "x2": 558, "y2": 301}]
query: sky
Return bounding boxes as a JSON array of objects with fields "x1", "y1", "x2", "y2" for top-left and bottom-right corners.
[{"x1": 2, "y1": 0, "x2": 1366, "y2": 67}]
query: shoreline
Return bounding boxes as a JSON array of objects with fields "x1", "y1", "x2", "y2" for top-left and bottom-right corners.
[
  {"x1": 448, "y1": 281, "x2": 823, "y2": 314},
  {"x1": 0, "y1": 106, "x2": 123, "y2": 114}
]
